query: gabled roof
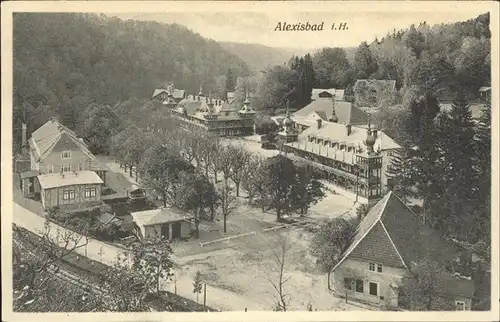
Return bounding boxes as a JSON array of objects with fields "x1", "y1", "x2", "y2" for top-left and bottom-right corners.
[
  {"x1": 286, "y1": 120, "x2": 401, "y2": 154},
  {"x1": 153, "y1": 88, "x2": 185, "y2": 99},
  {"x1": 29, "y1": 118, "x2": 95, "y2": 162},
  {"x1": 353, "y1": 79, "x2": 396, "y2": 92},
  {"x1": 478, "y1": 86, "x2": 491, "y2": 92},
  {"x1": 293, "y1": 100, "x2": 368, "y2": 126},
  {"x1": 131, "y1": 207, "x2": 194, "y2": 227},
  {"x1": 311, "y1": 88, "x2": 345, "y2": 101},
  {"x1": 333, "y1": 191, "x2": 461, "y2": 272}
]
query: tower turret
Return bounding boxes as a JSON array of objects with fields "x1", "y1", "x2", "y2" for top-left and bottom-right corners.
[
  {"x1": 277, "y1": 99, "x2": 298, "y2": 143},
  {"x1": 328, "y1": 98, "x2": 339, "y2": 123},
  {"x1": 204, "y1": 92, "x2": 218, "y2": 120},
  {"x1": 239, "y1": 91, "x2": 256, "y2": 117},
  {"x1": 356, "y1": 113, "x2": 382, "y2": 204}
]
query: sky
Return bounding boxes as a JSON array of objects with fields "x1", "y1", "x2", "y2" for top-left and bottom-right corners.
[{"x1": 110, "y1": 2, "x2": 490, "y2": 50}]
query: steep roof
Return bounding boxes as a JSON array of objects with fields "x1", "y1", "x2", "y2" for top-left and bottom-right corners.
[
  {"x1": 478, "y1": 86, "x2": 491, "y2": 92},
  {"x1": 293, "y1": 99, "x2": 369, "y2": 126},
  {"x1": 38, "y1": 171, "x2": 103, "y2": 189},
  {"x1": 29, "y1": 118, "x2": 95, "y2": 162},
  {"x1": 285, "y1": 121, "x2": 401, "y2": 157},
  {"x1": 131, "y1": 207, "x2": 194, "y2": 227},
  {"x1": 333, "y1": 192, "x2": 462, "y2": 272}
]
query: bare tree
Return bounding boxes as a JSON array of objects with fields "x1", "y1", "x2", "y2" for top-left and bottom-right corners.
[
  {"x1": 228, "y1": 145, "x2": 251, "y2": 197},
  {"x1": 262, "y1": 233, "x2": 291, "y2": 311},
  {"x1": 217, "y1": 145, "x2": 234, "y2": 187},
  {"x1": 203, "y1": 136, "x2": 222, "y2": 183},
  {"x1": 241, "y1": 155, "x2": 267, "y2": 207},
  {"x1": 12, "y1": 219, "x2": 92, "y2": 304},
  {"x1": 131, "y1": 232, "x2": 174, "y2": 294},
  {"x1": 218, "y1": 181, "x2": 238, "y2": 233}
]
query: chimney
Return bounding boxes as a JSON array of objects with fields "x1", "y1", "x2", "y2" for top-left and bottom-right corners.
[
  {"x1": 21, "y1": 123, "x2": 27, "y2": 149},
  {"x1": 316, "y1": 118, "x2": 322, "y2": 129},
  {"x1": 346, "y1": 124, "x2": 352, "y2": 136},
  {"x1": 373, "y1": 129, "x2": 378, "y2": 139}
]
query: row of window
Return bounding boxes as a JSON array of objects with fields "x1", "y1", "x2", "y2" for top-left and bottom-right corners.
[
  {"x1": 62, "y1": 187, "x2": 97, "y2": 200},
  {"x1": 344, "y1": 278, "x2": 379, "y2": 297},
  {"x1": 345, "y1": 279, "x2": 467, "y2": 310},
  {"x1": 369, "y1": 262, "x2": 383, "y2": 272},
  {"x1": 47, "y1": 163, "x2": 85, "y2": 173}
]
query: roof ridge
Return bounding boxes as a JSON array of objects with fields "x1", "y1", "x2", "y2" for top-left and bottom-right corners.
[
  {"x1": 385, "y1": 191, "x2": 425, "y2": 225},
  {"x1": 379, "y1": 220, "x2": 409, "y2": 269},
  {"x1": 39, "y1": 132, "x2": 63, "y2": 160},
  {"x1": 331, "y1": 193, "x2": 392, "y2": 272}
]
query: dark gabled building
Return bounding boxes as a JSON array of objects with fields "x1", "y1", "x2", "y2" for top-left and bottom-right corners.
[{"x1": 330, "y1": 191, "x2": 475, "y2": 310}]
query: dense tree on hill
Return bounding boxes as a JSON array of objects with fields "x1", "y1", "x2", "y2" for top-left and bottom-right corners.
[
  {"x1": 353, "y1": 41, "x2": 378, "y2": 80},
  {"x1": 386, "y1": 147, "x2": 415, "y2": 203},
  {"x1": 289, "y1": 54, "x2": 315, "y2": 110},
  {"x1": 312, "y1": 48, "x2": 352, "y2": 89},
  {"x1": 13, "y1": 12, "x2": 250, "y2": 146},
  {"x1": 475, "y1": 99, "x2": 491, "y2": 247},
  {"x1": 431, "y1": 93, "x2": 479, "y2": 241},
  {"x1": 255, "y1": 65, "x2": 295, "y2": 113},
  {"x1": 81, "y1": 103, "x2": 122, "y2": 154}
]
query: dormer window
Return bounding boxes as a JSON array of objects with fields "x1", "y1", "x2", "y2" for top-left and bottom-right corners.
[{"x1": 61, "y1": 150, "x2": 71, "y2": 159}]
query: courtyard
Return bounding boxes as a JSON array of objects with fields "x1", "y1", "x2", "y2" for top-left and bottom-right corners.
[{"x1": 159, "y1": 185, "x2": 363, "y2": 311}]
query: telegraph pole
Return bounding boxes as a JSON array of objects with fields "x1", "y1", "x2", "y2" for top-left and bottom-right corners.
[{"x1": 203, "y1": 283, "x2": 207, "y2": 310}]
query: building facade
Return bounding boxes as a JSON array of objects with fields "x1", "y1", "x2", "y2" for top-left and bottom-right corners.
[
  {"x1": 131, "y1": 207, "x2": 193, "y2": 240},
  {"x1": 291, "y1": 98, "x2": 369, "y2": 133},
  {"x1": 22, "y1": 118, "x2": 106, "y2": 209},
  {"x1": 158, "y1": 85, "x2": 256, "y2": 137},
  {"x1": 330, "y1": 192, "x2": 475, "y2": 310},
  {"x1": 280, "y1": 98, "x2": 400, "y2": 204}
]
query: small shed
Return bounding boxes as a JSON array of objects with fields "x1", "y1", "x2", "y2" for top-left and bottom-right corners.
[
  {"x1": 20, "y1": 170, "x2": 40, "y2": 197},
  {"x1": 131, "y1": 207, "x2": 194, "y2": 241}
]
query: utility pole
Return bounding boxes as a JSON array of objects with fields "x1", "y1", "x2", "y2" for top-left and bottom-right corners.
[
  {"x1": 203, "y1": 283, "x2": 207, "y2": 310},
  {"x1": 174, "y1": 274, "x2": 177, "y2": 295}
]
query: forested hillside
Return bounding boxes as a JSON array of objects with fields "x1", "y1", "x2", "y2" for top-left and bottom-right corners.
[
  {"x1": 220, "y1": 42, "x2": 312, "y2": 72},
  {"x1": 13, "y1": 13, "x2": 250, "y2": 143}
]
